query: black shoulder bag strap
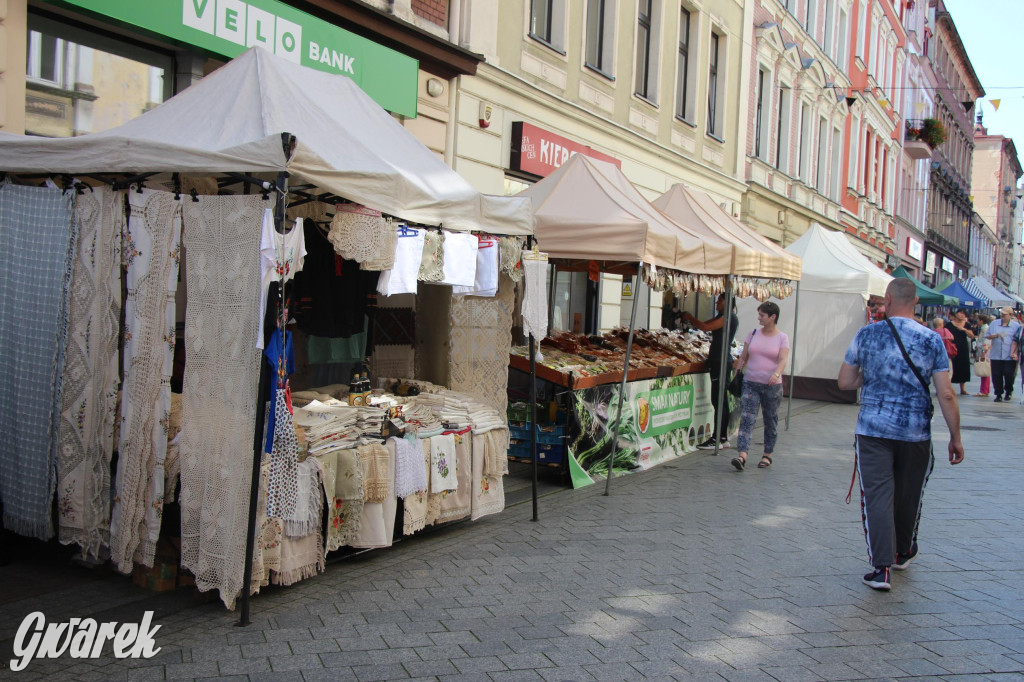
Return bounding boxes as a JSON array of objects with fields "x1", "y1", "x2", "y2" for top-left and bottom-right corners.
[{"x1": 885, "y1": 317, "x2": 932, "y2": 414}]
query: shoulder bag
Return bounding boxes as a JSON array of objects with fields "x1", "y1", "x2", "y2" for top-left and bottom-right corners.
[
  {"x1": 727, "y1": 329, "x2": 755, "y2": 397},
  {"x1": 885, "y1": 318, "x2": 933, "y2": 420}
]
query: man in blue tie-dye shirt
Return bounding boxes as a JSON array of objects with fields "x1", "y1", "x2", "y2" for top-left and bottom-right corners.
[{"x1": 839, "y1": 278, "x2": 964, "y2": 592}]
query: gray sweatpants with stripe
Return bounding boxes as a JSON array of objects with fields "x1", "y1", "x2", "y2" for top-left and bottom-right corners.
[{"x1": 855, "y1": 435, "x2": 934, "y2": 568}]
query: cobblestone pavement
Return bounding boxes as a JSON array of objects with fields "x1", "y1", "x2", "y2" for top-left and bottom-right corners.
[{"x1": 2, "y1": 379, "x2": 1023, "y2": 681}]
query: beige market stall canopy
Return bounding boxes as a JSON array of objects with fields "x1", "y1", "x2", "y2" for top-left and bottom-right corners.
[
  {"x1": 653, "y1": 184, "x2": 802, "y2": 281},
  {"x1": 0, "y1": 47, "x2": 532, "y2": 235},
  {"x1": 517, "y1": 155, "x2": 732, "y2": 275}
]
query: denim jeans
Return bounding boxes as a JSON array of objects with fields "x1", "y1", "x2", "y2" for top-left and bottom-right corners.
[{"x1": 736, "y1": 380, "x2": 783, "y2": 454}]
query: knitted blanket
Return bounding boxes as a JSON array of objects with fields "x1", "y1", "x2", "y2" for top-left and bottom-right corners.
[
  {"x1": 179, "y1": 194, "x2": 266, "y2": 610},
  {"x1": 57, "y1": 186, "x2": 121, "y2": 559},
  {"x1": 109, "y1": 189, "x2": 182, "y2": 571},
  {"x1": 0, "y1": 184, "x2": 76, "y2": 540}
]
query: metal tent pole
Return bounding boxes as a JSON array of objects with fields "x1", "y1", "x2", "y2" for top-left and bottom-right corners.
[
  {"x1": 785, "y1": 280, "x2": 801, "y2": 431},
  {"x1": 713, "y1": 282, "x2": 734, "y2": 456},
  {"x1": 529, "y1": 333, "x2": 539, "y2": 521},
  {"x1": 604, "y1": 264, "x2": 642, "y2": 496},
  {"x1": 238, "y1": 170, "x2": 288, "y2": 626}
]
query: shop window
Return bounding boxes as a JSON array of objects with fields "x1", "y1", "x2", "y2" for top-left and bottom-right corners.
[
  {"x1": 585, "y1": 0, "x2": 616, "y2": 77},
  {"x1": 674, "y1": 6, "x2": 694, "y2": 121},
  {"x1": 530, "y1": 0, "x2": 566, "y2": 53},
  {"x1": 634, "y1": 0, "x2": 660, "y2": 102},
  {"x1": 25, "y1": 14, "x2": 172, "y2": 138}
]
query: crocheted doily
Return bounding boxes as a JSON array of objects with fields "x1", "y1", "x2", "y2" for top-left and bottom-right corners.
[{"x1": 328, "y1": 204, "x2": 393, "y2": 268}]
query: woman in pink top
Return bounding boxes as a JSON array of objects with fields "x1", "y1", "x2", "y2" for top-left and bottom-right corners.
[{"x1": 730, "y1": 302, "x2": 790, "y2": 470}]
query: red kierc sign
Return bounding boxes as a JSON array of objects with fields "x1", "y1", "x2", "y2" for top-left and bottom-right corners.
[{"x1": 510, "y1": 121, "x2": 620, "y2": 177}]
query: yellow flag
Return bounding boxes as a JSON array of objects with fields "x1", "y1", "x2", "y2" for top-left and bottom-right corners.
[{"x1": 990, "y1": 99, "x2": 1001, "y2": 111}]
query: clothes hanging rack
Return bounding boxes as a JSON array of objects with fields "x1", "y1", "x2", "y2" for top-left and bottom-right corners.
[{"x1": 111, "y1": 172, "x2": 159, "y2": 191}]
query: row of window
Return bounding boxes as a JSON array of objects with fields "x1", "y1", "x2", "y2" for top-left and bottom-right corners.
[
  {"x1": 531, "y1": 0, "x2": 726, "y2": 138},
  {"x1": 784, "y1": 0, "x2": 851, "y2": 72},
  {"x1": 752, "y1": 68, "x2": 844, "y2": 202}
]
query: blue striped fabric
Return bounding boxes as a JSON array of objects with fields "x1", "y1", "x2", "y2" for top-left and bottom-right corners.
[{"x1": 0, "y1": 183, "x2": 76, "y2": 540}]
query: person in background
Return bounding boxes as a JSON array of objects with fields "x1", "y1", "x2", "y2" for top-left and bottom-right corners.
[
  {"x1": 661, "y1": 299, "x2": 683, "y2": 331},
  {"x1": 838, "y1": 278, "x2": 963, "y2": 592},
  {"x1": 947, "y1": 310, "x2": 974, "y2": 395},
  {"x1": 975, "y1": 314, "x2": 992, "y2": 397},
  {"x1": 930, "y1": 318, "x2": 955, "y2": 363},
  {"x1": 729, "y1": 302, "x2": 789, "y2": 470},
  {"x1": 986, "y1": 307, "x2": 1021, "y2": 402},
  {"x1": 682, "y1": 296, "x2": 739, "y2": 449}
]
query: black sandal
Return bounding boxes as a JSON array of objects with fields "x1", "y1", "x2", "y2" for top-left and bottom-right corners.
[
  {"x1": 758, "y1": 455, "x2": 772, "y2": 468},
  {"x1": 731, "y1": 455, "x2": 745, "y2": 471}
]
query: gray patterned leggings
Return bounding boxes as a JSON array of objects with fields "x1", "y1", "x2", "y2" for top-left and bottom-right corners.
[{"x1": 736, "y1": 381, "x2": 783, "y2": 455}]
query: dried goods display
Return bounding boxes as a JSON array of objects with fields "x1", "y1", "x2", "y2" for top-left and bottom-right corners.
[
  {"x1": 640, "y1": 265, "x2": 794, "y2": 301},
  {"x1": 510, "y1": 328, "x2": 712, "y2": 388}
]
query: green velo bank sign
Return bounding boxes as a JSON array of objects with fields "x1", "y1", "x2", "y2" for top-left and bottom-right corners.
[{"x1": 49, "y1": 0, "x2": 419, "y2": 118}]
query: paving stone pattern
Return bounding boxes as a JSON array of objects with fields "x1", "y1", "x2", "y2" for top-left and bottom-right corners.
[{"x1": 1, "y1": 381, "x2": 1023, "y2": 681}]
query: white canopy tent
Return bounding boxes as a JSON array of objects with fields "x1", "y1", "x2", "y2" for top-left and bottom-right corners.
[
  {"x1": 0, "y1": 47, "x2": 534, "y2": 620},
  {"x1": 653, "y1": 184, "x2": 802, "y2": 280},
  {"x1": 737, "y1": 223, "x2": 892, "y2": 403},
  {"x1": 0, "y1": 46, "x2": 532, "y2": 235},
  {"x1": 517, "y1": 154, "x2": 733, "y2": 274}
]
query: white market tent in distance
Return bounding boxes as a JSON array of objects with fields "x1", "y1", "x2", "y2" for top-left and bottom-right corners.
[
  {"x1": 0, "y1": 47, "x2": 532, "y2": 236},
  {"x1": 737, "y1": 223, "x2": 893, "y2": 403},
  {"x1": 517, "y1": 154, "x2": 733, "y2": 275},
  {"x1": 964, "y1": 276, "x2": 1015, "y2": 309}
]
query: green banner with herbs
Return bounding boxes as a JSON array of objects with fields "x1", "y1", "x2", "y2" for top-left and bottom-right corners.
[
  {"x1": 569, "y1": 373, "x2": 736, "y2": 487},
  {"x1": 49, "y1": 0, "x2": 419, "y2": 117}
]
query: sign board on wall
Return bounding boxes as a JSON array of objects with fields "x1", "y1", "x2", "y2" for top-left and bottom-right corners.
[
  {"x1": 510, "y1": 121, "x2": 620, "y2": 177},
  {"x1": 941, "y1": 256, "x2": 955, "y2": 273},
  {"x1": 49, "y1": 0, "x2": 419, "y2": 117},
  {"x1": 906, "y1": 237, "x2": 923, "y2": 260},
  {"x1": 925, "y1": 251, "x2": 936, "y2": 273}
]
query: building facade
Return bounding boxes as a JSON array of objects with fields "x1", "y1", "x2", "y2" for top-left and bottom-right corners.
[
  {"x1": 970, "y1": 123, "x2": 1022, "y2": 289},
  {"x1": 742, "y1": 0, "x2": 854, "y2": 254},
  {"x1": 918, "y1": 0, "x2": 983, "y2": 286},
  {"x1": 837, "y1": 0, "x2": 907, "y2": 270},
  {"x1": 892, "y1": 0, "x2": 932, "y2": 277},
  {"x1": 0, "y1": 0, "x2": 477, "y2": 156},
  {"x1": 454, "y1": 0, "x2": 754, "y2": 331}
]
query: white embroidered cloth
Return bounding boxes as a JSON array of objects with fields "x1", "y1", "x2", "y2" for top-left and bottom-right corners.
[
  {"x1": 429, "y1": 434, "x2": 458, "y2": 493},
  {"x1": 377, "y1": 225, "x2": 424, "y2": 297},
  {"x1": 257, "y1": 211, "x2": 306, "y2": 349},
  {"x1": 522, "y1": 258, "x2": 549, "y2": 343},
  {"x1": 57, "y1": 186, "x2": 121, "y2": 560},
  {"x1": 180, "y1": 194, "x2": 266, "y2": 610},
  {"x1": 440, "y1": 230, "x2": 478, "y2": 286},
  {"x1": 471, "y1": 429, "x2": 507, "y2": 520},
  {"x1": 110, "y1": 188, "x2": 181, "y2": 573},
  {"x1": 393, "y1": 435, "x2": 427, "y2": 498},
  {"x1": 453, "y1": 235, "x2": 499, "y2": 297}
]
